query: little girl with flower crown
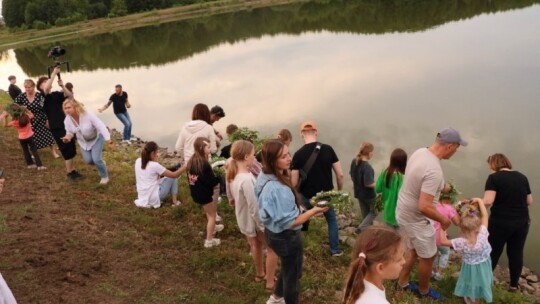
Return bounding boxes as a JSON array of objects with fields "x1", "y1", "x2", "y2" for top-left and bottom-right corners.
[{"x1": 440, "y1": 198, "x2": 492, "y2": 304}]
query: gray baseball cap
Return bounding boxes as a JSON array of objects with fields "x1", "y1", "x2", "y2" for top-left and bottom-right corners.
[{"x1": 437, "y1": 127, "x2": 468, "y2": 146}]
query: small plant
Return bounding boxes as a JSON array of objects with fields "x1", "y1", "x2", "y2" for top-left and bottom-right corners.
[
  {"x1": 310, "y1": 190, "x2": 352, "y2": 213},
  {"x1": 371, "y1": 193, "x2": 383, "y2": 213},
  {"x1": 440, "y1": 179, "x2": 460, "y2": 202},
  {"x1": 210, "y1": 156, "x2": 226, "y2": 178}
]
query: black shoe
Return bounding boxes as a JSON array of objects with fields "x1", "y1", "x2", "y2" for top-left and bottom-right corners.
[
  {"x1": 71, "y1": 170, "x2": 83, "y2": 178},
  {"x1": 67, "y1": 171, "x2": 77, "y2": 181}
]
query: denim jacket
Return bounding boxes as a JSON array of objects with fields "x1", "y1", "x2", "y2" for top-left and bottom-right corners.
[{"x1": 255, "y1": 172, "x2": 301, "y2": 233}]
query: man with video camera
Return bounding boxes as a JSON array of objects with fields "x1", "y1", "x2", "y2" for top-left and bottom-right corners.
[{"x1": 38, "y1": 66, "x2": 82, "y2": 180}]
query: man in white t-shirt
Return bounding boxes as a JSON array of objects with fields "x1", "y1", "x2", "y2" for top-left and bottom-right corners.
[{"x1": 396, "y1": 127, "x2": 467, "y2": 300}]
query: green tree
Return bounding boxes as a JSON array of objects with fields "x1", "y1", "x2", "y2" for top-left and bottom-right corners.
[
  {"x1": 110, "y1": 0, "x2": 128, "y2": 16},
  {"x1": 2, "y1": 0, "x2": 29, "y2": 27}
]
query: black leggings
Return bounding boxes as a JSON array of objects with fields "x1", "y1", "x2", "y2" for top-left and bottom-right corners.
[{"x1": 488, "y1": 216, "x2": 529, "y2": 287}]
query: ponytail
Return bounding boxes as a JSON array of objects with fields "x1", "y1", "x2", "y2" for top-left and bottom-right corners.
[
  {"x1": 355, "y1": 142, "x2": 374, "y2": 166},
  {"x1": 141, "y1": 142, "x2": 158, "y2": 169},
  {"x1": 342, "y1": 253, "x2": 368, "y2": 304},
  {"x1": 226, "y1": 159, "x2": 238, "y2": 183}
]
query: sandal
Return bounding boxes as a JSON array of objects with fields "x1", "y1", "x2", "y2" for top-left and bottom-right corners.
[{"x1": 255, "y1": 274, "x2": 266, "y2": 283}]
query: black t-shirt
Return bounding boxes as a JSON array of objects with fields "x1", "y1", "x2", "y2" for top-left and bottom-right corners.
[
  {"x1": 109, "y1": 91, "x2": 128, "y2": 114},
  {"x1": 485, "y1": 170, "x2": 531, "y2": 219},
  {"x1": 43, "y1": 91, "x2": 66, "y2": 130},
  {"x1": 291, "y1": 142, "x2": 339, "y2": 198},
  {"x1": 188, "y1": 162, "x2": 220, "y2": 204},
  {"x1": 350, "y1": 159, "x2": 376, "y2": 200},
  {"x1": 220, "y1": 144, "x2": 232, "y2": 159},
  {"x1": 8, "y1": 84, "x2": 22, "y2": 100}
]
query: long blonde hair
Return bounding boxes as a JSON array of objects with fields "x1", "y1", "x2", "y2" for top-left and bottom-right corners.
[
  {"x1": 62, "y1": 99, "x2": 86, "y2": 115},
  {"x1": 226, "y1": 140, "x2": 254, "y2": 183}
]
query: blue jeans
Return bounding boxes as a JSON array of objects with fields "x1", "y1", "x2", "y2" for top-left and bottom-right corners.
[
  {"x1": 115, "y1": 111, "x2": 132, "y2": 140},
  {"x1": 266, "y1": 229, "x2": 303, "y2": 304},
  {"x1": 433, "y1": 245, "x2": 450, "y2": 269},
  {"x1": 301, "y1": 194, "x2": 340, "y2": 255},
  {"x1": 159, "y1": 177, "x2": 178, "y2": 200},
  {"x1": 80, "y1": 134, "x2": 108, "y2": 178}
]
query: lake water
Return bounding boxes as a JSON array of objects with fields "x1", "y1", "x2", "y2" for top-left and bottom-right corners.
[{"x1": 1, "y1": 1, "x2": 540, "y2": 272}]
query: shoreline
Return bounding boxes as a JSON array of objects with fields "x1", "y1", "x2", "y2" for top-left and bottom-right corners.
[{"x1": 0, "y1": 0, "x2": 306, "y2": 50}]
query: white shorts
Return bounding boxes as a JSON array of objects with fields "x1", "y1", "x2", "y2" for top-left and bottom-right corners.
[{"x1": 399, "y1": 219, "x2": 437, "y2": 259}]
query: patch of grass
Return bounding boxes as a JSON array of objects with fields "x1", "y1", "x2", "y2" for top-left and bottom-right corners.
[
  {"x1": 97, "y1": 282, "x2": 128, "y2": 297},
  {"x1": 0, "y1": 215, "x2": 8, "y2": 233}
]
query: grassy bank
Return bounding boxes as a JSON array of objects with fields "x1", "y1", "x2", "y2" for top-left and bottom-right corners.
[
  {"x1": 0, "y1": 0, "x2": 306, "y2": 51},
  {"x1": 0, "y1": 92, "x2": 533, "y2": 303}
]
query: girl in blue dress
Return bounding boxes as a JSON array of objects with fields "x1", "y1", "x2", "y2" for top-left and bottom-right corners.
[{"x1": 440, "y1": 198, "x2": 492, "y2": 303}]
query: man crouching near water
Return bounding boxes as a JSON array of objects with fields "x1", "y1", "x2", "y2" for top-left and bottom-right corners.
[{"x1": 396, "y1": 127, "x2": 467, "y2": 300}]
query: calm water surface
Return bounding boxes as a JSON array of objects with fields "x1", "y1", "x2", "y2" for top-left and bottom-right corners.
[{"x1": 2, "y1": 1, "x2": 540, "y2": 271}]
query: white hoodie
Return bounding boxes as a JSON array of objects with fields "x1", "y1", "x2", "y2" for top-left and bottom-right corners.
[{"x1": 175, "y1": 120, "x2": 217, "y2": 162}]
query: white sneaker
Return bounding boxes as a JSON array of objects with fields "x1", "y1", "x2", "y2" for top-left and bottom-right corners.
[
  {"x1": 204, "y1": 238, "x2": 221, "y2": 248},
  {"x1": 214, "y1": 224, "x2": 224, "y2": 234},
  {"x1": 172, "y1": 201, "x2": 181, "y2": 207},
  {"x1": 266, "y1": 295, "x2": 285, "y2": 304},
  {"x1": 216, "y1": 214, "x2": 222, "y2": 222},
  {"x1": 122, "y1": 140, "x2": 131, "y2": 145},
  {"x1": 99, "y1": 177, "x2": 109, "y2": 184}
]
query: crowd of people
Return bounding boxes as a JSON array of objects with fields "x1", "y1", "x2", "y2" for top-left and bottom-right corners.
[{"x1": 1, "y1": 71, "x2": 534, "y2": 304}]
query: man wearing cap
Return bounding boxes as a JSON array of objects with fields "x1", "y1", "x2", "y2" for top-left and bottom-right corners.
[
  {"x1": 396, "y1": 127, "x2": 468, "y2": 300},
  {"x1": 291, "y1": 121, "x2": 344, "y2": 257},
  {"x1": 99, "y1": 84, "x2": 132, "y2": 144}
]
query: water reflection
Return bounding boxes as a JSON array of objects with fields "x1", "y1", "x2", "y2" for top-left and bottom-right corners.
[
  {"x1": 2, "y1": 1, "x2": 540, "y2": 272},
  {"x1": 10, "y1": 0, "x2": 540, "y2": 75}
]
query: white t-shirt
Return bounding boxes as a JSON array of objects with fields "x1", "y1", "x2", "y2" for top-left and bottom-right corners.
[
  {"x1": 355, "y1": 280, "x2": 389, "y2": 304},
  {"x1": 396, "y1": 148, "x2": 444, "y2": 224},
  {"x1": 134, "y1": 158, "x2": 166, "y2": 209}
]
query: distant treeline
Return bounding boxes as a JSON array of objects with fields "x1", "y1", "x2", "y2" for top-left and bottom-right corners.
[
  {"x1": 1, "y1": 0, "x2": 201, "y2": 29},
  {"x1": 14, "y1": 0, "x2": 540, "y2": 76}
]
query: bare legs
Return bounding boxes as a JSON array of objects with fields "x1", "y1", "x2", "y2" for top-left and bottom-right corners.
[
  {"x1": 397, "y1": 248, "x2": 436, "y2": 294},
  {"x1": 202, "y1": 202, "x2": 217, "y2": 240}
]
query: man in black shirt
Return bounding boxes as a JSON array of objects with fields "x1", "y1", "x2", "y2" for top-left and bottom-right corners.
[
  {"x1": 291, "y1": 121, "x2": 344, "y2": 257},
  {"x1": 99, "y1": 84, "x2": 132, "y2": 144},
  {"x1": 39, "y1": 67, "x2": 81, "y2": 180},
  {"x1": 7, "y1": 75, "x2": 22, "y2": 101}
]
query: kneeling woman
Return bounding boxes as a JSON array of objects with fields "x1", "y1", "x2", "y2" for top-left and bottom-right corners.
[
  {"x1": 62, "y1": 99, "x2": 114, "y2": 184},
  {"x1": 255, "y1": 139, "x2": 328, "y2": 304},
  {"x1": 134, "y1": 142, "x2": 184, "y2": 208}
]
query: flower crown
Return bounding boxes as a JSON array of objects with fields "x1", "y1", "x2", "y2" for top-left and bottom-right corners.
[{"x1": 454, "y1": 199, "x2": 481, "y2": 218}]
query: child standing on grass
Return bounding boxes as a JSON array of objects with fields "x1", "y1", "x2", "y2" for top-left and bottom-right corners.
[
  {"x1": 374, "y1": 148, "x2": 407, "y2": 229},
  {"x1": 187, "y1": 137, "x2": 223, "y2": 248},
  {"x1": 342, "y1": 226, "x2": 405, "y2": 304},
  {"x1": 440, "y1": 198, "x2": 492, "y2": 304},
  {"x1": 350, "y1": 142, "x2": 376, "y2": 234},
  {"x1": 431, "y1": 198, "x2": 460, "y2": 281},
  {"x1": 0, "y1": 107, "x2": 46, "y2": 170}
]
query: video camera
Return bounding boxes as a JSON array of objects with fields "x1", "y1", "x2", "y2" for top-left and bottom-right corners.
[{"x1": 47, "y1": 46, "x2": 70, "y2": 79}]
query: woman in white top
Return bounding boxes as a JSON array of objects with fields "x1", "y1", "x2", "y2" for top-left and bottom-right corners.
[
  {"x1": 227, "y1": 140, "x2": 277, "y2": 292},
  {"x1": 62, "y1": 99, "x2": 115, "y2": 184},
  {"x1": 134, "y1": 142, "x2": 184, "y2": 208},
  {"x1": 175, "y1": 103, "x2": 217, "y2": 163}
]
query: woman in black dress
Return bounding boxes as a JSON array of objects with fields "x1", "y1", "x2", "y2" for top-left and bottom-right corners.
[
  {"x1": 483, "y1": 153, "x2": 533, "y2": 292},
  {"x1": 15, "y1": 79, "x2": 58, "y2": 158}
]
